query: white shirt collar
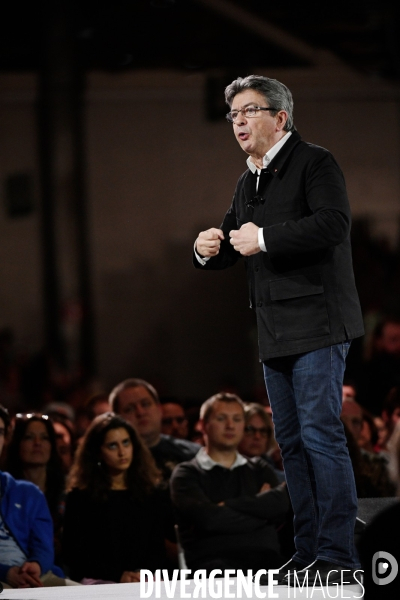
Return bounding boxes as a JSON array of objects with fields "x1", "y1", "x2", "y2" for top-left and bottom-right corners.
[
  {"x1": 195, "y1": 446, "x2": 248, "y2": 471},
  {"x1": 247, "y1": 131, "x2": 292, "y2": 174}
]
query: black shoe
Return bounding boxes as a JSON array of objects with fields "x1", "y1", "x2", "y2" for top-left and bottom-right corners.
[
  {"x1": 257, "y1": 558, "x2": 309, "y2": 585},
  {"x1": 282, "y1": 559, "x2": 363, "y2": 587}
]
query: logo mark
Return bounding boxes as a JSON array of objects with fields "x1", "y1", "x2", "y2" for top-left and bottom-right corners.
[{"x1": 372, "y1": 551, "x2": 398, "y2": 585}]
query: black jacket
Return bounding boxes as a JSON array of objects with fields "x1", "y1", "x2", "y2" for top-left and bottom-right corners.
[
  {"x1": 62, "y1": 488, "x2": 167, "y2": 582},
  {"x1": 195, "y1": 131, "x2": 364, "y2": 360},
  {"x1": 170, "y1": 456, "x2": 289, "y2": 565}
]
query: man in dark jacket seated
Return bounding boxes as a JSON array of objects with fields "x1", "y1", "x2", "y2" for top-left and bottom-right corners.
[{"x1": 170, "y1": 392, "x2": 289, "y2": 573}]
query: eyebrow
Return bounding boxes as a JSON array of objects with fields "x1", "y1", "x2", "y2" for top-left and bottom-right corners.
[
  {"x1": 214, "y1": 412, "x2": 243, "y2": 417},
  {"x1": 231, "y1": 102, "x2": 258, "y2": 111}
]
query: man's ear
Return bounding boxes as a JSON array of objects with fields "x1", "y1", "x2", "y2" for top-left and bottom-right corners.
[
  {"x1": 199, "y1": 419, "x2": 207, "y2": 434},
  {"x1": 276, "y1": 110, "x2": 288, "y2": 131}
]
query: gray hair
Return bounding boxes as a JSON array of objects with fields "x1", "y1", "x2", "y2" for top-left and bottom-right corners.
[{"x1": 224, "y1": 75, "x2": 294, "y2": 132}]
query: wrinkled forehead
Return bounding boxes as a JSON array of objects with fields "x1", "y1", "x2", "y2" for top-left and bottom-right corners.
[{"x1": 231, "y1": 89, "x2": 268, "y2": 110}]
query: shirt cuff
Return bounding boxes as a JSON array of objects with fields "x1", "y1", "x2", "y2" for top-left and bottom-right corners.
[
  {"x1": 258, "y1": 228, "x2": 267, "y2": 252},
  {"x1": 194, "y1": 242, "x2": 210, "y2": 266}
]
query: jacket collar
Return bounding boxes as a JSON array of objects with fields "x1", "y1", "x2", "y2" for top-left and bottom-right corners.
[
  {"x1": 266, "y1": 129, "x2": 302, "y2": 177},
  {"x1": 195, "y1": 447, "x2": 247, "y2": 471},
  {"x1": 241, "y1": 130, "x2": 302, "y2": 206}
]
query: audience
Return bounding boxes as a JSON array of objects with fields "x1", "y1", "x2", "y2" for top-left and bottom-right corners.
[
  {"x1": 382, "y1": 386, "x2": 400, "y2": 450},
  {"x1": 238, "y1": 403, "x2": 284, "y2": 482},
  {"x1": 49, "y1": 415, "x2": 74, "y2": 474},
  {"x1": 62, "y1": 413, "x2": 168, "y2": 583},
  {"x1": 358, "y1": 421, "x2": 400, "y2": 597},
  {"x1": 5, "y1": 413, "x2": 65, "y2": 562},
  {"x1": 356, "y1": 317, "x2": 400, "y2": 414},
  {"x1": 341, "y1": 398, "x2": 364, "y2": 443},
  {"x1": 374, "y1": 415, "x2": 388, "y2": 452},
  {"x1": 1, "y1": 325, "x2": 400, "y2": 588},
  {"x1": 160, "y1": 397, "x2": 189, "y2": 439},
  {"x1": 109, "y1": 378, "x2": 199, "y2": 485},
  {"x1": 358, "y1": 409, "x2": 379, "y2": 454},
  {"x1": 170, "y1": 392, "x2": 289, "y2": 573},
  {"x1": 341, "y1": 390, "x2": 396, "y2": 497},
  {"x1": 0, "y1": 405, "x2": 69, "y2": 589}
]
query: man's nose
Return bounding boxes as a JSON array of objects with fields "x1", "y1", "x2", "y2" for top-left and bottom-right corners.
[{"x1": 236, "y1": 112, "x2": 247, "y2": 125}]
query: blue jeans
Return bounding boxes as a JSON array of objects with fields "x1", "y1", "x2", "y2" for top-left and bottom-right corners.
[{"x1": 263, "y1": 342, "x2": 360, "y2": 568}]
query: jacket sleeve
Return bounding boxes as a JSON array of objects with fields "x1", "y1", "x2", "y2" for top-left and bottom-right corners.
[
  {"x1": 170, "y1": 463, "x2": 268, "y2": 533},
  {"x1": 224, "y1": 482, "x2": 289, "y2": 519},
  {"x1": 25, "y1": 489, "x2": 56, "y2": 574},
  {"x1": 263, "y1": 152, "x2": 351, "y2": 258},
  {"x1": 193, "y1": 194, "x2": 241, "y2": 271}
]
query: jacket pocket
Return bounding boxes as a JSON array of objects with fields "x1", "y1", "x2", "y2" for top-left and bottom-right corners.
[{"x1": 269, "y1": 274, "x2": 330, "y2": 341}]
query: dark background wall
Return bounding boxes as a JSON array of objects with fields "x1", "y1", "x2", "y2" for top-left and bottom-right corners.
[{"x1": 1, "y1": 68, "x2": 400, "y2": 404}]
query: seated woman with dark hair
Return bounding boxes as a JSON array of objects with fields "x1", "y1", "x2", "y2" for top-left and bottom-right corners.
[
  {"x1": 5, "y1": 413, "x2": 65, "y2": 562},
  {"x1": 0, "y1": 405, "x2": 69, "y2": 589},
  {"x1": 62, "y1": 413, "x2": 168, "y2": 584}
]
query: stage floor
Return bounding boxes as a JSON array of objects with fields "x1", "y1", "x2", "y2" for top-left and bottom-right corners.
[{"x1": 1, "y1": 579, "x2": 365, "y2": 599}]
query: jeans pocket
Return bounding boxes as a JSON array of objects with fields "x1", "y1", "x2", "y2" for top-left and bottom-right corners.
[{"x1": 341, "y1": 340, "x2": 352, "y2": 358}]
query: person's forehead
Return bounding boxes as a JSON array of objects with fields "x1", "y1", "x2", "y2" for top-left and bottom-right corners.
[
  {"x1": 119, "y1": 386, "x2": 155, "y2": 405},
  {"x1": 25, "y1": 420, "x2": 48, "y2": 434},
  {"x1": 343, "y1": 385, "x2": 356, "y2": 394},
  {"x1": 162, "y1": 403, "x2": 184, "y2": 417},
  {"x1": 210, "y1": 401, "x2": 244, "y2": 417},
  {"x1": 103, "y1": 427, "x2": 130, "y2": 443},
  {"x1": 341, "y1": 400, "x2": 362, "y2": 417},
  {"x1": 343, "y1": 385, "x2": 356, "y2": 399},
  {"x1": 231, "y1": 89, "x2": 266, "y2": 109},
  {"x1": 248, "y1": 413, "x2": 265, "y2": 427}
]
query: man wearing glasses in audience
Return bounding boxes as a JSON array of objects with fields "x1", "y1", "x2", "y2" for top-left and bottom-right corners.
[
  {"x1": 193, "y1": 75, "x2": 364, "y2": 587},
  {"x1": 238, "y1": 403, "x2": 284, "y2": 483},
  {"x1": 160, "y1": 398, "x2": 189, "y2": 440}
]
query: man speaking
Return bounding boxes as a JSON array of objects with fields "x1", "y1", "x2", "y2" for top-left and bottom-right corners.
[{"x1": 194, "y1": 75, "x2": 364, "y2": 586}]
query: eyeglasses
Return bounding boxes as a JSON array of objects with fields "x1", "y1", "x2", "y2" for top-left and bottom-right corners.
[
  {"x1": 226, "y1": 105, "x2": 278, "y2": 123},
  {"x1": 244, "y1": 425, "x2": 270, "y2": 437},
  {"x1": 162, "y1": 416, "x2": 187, "y2": 426}
]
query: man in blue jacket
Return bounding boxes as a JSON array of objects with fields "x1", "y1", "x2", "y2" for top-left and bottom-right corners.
[{"x1": 0, "y1": 404, "x2": 66, "y2": 588}]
